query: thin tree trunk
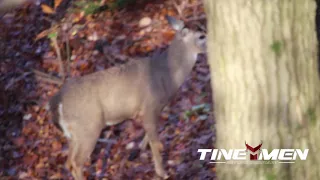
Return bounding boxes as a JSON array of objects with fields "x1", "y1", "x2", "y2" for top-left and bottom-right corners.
[{"x1": 204, "y1": 0, "x2": 320, "y2": 179}]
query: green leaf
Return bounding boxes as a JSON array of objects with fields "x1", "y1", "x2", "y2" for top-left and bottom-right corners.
[
  {"x1": 307, "y1": 107, "x2": 317, "y2": 125},
  {"x1": 115, "y1": 0, "x2": 131, "y2": 8},
  {"x1": 48, "y1": 32, "x2": 58, "y2": 39},
  {"x1": 270, "y1": 41, "x2": 282, "y2": 57},
  {"x1": 265, "y1": 173, "x2": 276, "y2": 180},
  {"x1": 74, "y1": 1, "x2": 87, "y2": 7},
  {"x1": 184, "y1": 110, "x2": 192, "y2": 117},
  {"x1": 84, "y1": 3, "x2": 101, "y2": 15}
]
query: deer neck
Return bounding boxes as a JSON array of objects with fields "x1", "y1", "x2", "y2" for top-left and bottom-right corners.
[
  {"x1": 166, "y1": 41, "x2": 198, "y2": 86},
  {"x1": 149, "y1": 40, "x2": 199, "y2": 92}
]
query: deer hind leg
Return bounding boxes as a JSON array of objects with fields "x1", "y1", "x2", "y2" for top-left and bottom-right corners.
[
  {"x1": 143, "y1": 111, "x2": 168, "y2": 179},
  {"x1": 67, "y1": 129, "x2": 102, "y2": 180},
  {"x1": 65, "y1": 138, "x2": 77, "y2": 171},
  {"x1": 65, "y1": 138, "x2": 85, "y2": 180}
]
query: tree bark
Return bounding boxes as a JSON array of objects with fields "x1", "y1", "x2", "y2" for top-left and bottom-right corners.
[{"x1": 204, "y1": 0, "x2": 320, "y2": 179}]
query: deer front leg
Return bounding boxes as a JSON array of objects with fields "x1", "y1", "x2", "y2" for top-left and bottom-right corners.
[
  {"x1": 139, "y1": 134, "x2": 149, "y2": 150},
  {"x1": 143, "y1": 111, "x2": 168, "y2": 179}
]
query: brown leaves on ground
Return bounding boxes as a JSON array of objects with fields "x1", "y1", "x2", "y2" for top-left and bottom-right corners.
[{"x1": 0, "y1": 0, "x2": 214, "y2": 179}]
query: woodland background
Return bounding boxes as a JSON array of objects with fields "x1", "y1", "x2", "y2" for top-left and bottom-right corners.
[{"x1": 0, "y1": 0, "x2": 215, "y2": 179}]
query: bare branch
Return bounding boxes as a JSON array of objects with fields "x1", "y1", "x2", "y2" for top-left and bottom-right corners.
[
  {"x1": 33, "y1": 69, "x2": 63, "y2": 85},
  {"x1": 5, "y1": 72, "x2": 32, "y2": 90},
  {"x1": 51, "y1": 36, "x2": 65, "y2": 80}
]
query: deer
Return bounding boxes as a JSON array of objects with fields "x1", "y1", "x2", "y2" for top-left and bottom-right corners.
[{"x1": 48, "y1": 15, "x2": 206, "y2": 180}]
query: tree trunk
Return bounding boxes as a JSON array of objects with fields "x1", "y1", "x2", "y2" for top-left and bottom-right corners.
[
  {"x1": 0, "y1": 0, "x2": 35, "y2": 16},
  {"x1": 204, "y1": 0, "x2": 320, "y2": 179}
]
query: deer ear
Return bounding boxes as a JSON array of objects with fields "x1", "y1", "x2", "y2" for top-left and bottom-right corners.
[
  {"x1": 181, "y1": 28, "x2": 189, "y2": 37},
  {"x1": 166, "y1": 15, "x2": 184, "y2": 31}
]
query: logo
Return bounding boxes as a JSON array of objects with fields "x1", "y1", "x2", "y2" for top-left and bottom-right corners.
[
  {"x1": 245, "y1": 141, "x2": 263, "y2": 160},
  {"x1": 198, "y1": 141, "x2": 309, "y2": 164}
]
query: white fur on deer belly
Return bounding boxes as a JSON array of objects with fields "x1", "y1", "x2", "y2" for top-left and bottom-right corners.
[
  {"x1": 58, "y1": 103, "x2": 72, "y2": 139},
  {"x1": 105, "y1": 121, "x2": 119, "y2": 126}
]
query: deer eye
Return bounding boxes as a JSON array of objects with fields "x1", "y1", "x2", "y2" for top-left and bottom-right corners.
[{"x1": 199, "y1": 35, "x2": 206, "y2": 40}]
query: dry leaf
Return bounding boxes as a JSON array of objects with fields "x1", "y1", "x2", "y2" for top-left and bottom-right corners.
[
  {"x1": 35, "y1": 29, "x2": 51, "y2": 41},
  {"x1": 52, "y1": 140, "x2": 62, "y2": 152},
  {"x1": 23, "y1": 154, "x2": 38, "y2": 166},
  {"x1": 96, "y1": 159, "x2": 103, "y2": 170},
  {"x1": 49, "y1": 172, "x2": 63, "y2": 179},
  {"x1": 41, "y1": 4, "x2": 55, "y2": 14},
  {"x1": 54, "y1": 0, "x2": 63, "y2": 9},
  {"x1": 13, "y1": 137, "x2": 25, "y2": 147},
  {"x1": 35, "y1": 25, "x2": 59, "y2": 41}
]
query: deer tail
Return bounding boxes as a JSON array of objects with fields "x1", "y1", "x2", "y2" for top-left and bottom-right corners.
[{"x1": 48, "y1": 92, "x2": 63, "y2": 131}]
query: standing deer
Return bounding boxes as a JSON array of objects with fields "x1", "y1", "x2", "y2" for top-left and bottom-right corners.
[{"x1": 48, "y1": 15, "x2": 206, "y2": 180}]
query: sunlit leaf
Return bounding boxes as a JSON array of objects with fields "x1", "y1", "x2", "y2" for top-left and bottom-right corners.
[
  {"x1": 48, "y1": 32, "x2": 58, "y2": 39},
  {"x1": 84, "y1": 3, "x2": 100, "y2": 15},
  {"x1": 54, "y1": 0, "x2": 63, "y2": 9},
  {"x1": 74, "y1": 1, "x2": 87, "y2": 7},
  {"x1": 35, "y1": 29, "x2": 51, "y2": 41},
  {"x1": 41, "y1": 4, "x2": 55, "y2": 14}
]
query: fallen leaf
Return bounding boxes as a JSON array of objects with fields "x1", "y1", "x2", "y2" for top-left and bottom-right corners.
[
  {"x1": 18, "y1": 172, "x2": 29, "y2": 179},
  {"x1": 54, "y1": 0, "x2": 63, "y2": 9},
  {"x1": 13, "y1": 137, "x2": 25, "y2": 146},
  {"x1": 96, "y1": 159, "x2": 103, "y2": 170},
  {"x1": 41, "y1": 4, "x2": 55, "y2": 14},
  {"x1": 23, "y1": 153, "x2": 38, "y2": 166},
  {"x1": 35, "y1": 25, "x2": 59, "y2": 41},
  {"x1": 49, "y1": 172, "x2": 63, "y2": 179},
  {"x1": 139, "y1": 17, "x2": 152, "y2": 27},
  {"x1": 52, "y1": 141, "x2": 62, "y2": 152}
]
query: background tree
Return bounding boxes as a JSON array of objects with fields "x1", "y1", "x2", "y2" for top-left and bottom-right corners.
[
  {"x1": 204, "y1": 0, "x2": 320, "y2": 179},
  {"x1": 0, "y1": 0, "x2": 36, "y2": 16}
]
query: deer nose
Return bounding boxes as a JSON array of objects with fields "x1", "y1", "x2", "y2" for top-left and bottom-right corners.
[{"x1": 200, "y1": 42, "x2": 207, "y2": 53}]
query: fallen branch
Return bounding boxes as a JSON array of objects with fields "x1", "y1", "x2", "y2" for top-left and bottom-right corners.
[
  {"x1": 185, "y1": 14, "x2": 206, "y2": 22},
  {"x1": 35, "y1": 75, "x2": 63, "y2": 85},
  {"x1": 5, "y1": 72, "x2": 32, "y2": 90},
  {"x1": 33, "y1": 69, "x2": 63, "y2": 85},
  {"x1": 173, "y1": 0, "x2": 187, "y2": 17},
  {"x1": 51, "y1": 36, "x2": 65, "y2": 80}
]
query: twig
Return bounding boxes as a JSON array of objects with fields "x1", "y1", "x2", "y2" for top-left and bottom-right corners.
[
  {"x1": 97, "y1": 138, "x2": 117, "y2": 144},
  {"x1": 185, "y1": 1, "x2": 203, "y2": 8},
  {"x1": 33, "y1": 69, "x2": 56, "y2": 79},
  {"x1": 173, "y1": 0, "x2": 187, "y2": 17},
  {"x1": 5, "y1": 72, "x2": 32, "y2": 90},
  {"x1": 65, "y1": 31, "x2": 71, "y2": 77},
  {"x1": 35, "y1": 75, "x2": 63, "y2": 85},
  {"x1": 185, "y1": 14, "x2": 206, "y2": 22},
  {"x1": 51, "y1": 36, "x2": 65, "y2": 80},
  {"x1": 33, "y1": 69, "x2": 63, "y2": 85}
]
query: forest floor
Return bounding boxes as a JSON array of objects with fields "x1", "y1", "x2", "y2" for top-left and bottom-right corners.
[{"x1": 0, "y1": 0, "x2": 215, "y2": 179}]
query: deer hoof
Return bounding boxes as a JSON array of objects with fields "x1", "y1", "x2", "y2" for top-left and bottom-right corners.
[
  {"x1": 156, "y1": 168, "x2": 169, "y2": 179},
  {"x1": 161, "y1": 172, "x2": 169, "y2": 179},
  {"x1": 164, "y1": 173, "x2": 169, "y2": 179}
]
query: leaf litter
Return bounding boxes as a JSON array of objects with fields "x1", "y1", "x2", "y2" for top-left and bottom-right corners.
[{"x1": 0, "y1": 0, "x2": 215, "y2": 179}]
